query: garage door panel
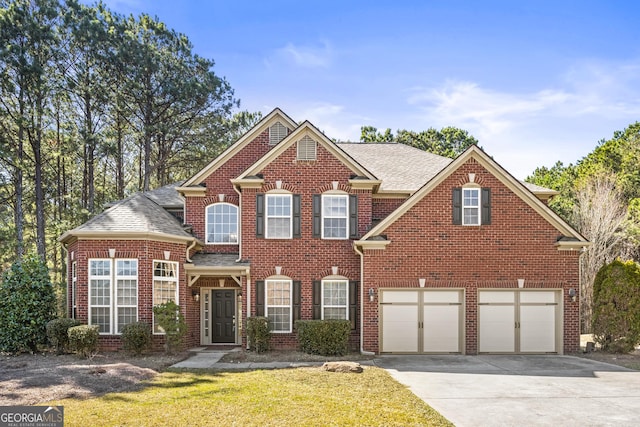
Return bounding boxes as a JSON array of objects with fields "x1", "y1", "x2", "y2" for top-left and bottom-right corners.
[
  {"x1": 479, "y1": 305, "x2": 515, "y2": 352},
  {"x1": 520, "y1": 305, "x2": 556, "y2": 352},
  {"x1": 520, "y1": 291, "x2": 556, "y2": 304},
  {"x1": 423, "y1": 305, "x2": 460, "y2": 352},
  {"x1": 381, "y1": 305, "x2": 418, "y2": 352}
]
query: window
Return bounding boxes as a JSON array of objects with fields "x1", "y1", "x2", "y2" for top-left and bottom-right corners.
[
  {"x1": 265, "y1": 280, "x2": 292, "y2": 332},
  {"x1": 153, "y1": 261, "x2": 179, "y2": 334},
  {"x1": 269, "y1": 121, "x2": 288, "y2": 145},
  {"x1": 88, "y1": 259, "x2": 138, "y2": 334},
  {"x1": 297, "y1": 135, "x2": 317, "y2": 160},
  {"x1": 322, "y1": 280, "x2": 348, "y2": 320},
  {"x1": 313, "y1": 194, "x2": 358, "y2": 239},
  {"x1": 463, "y1": 188, "x2": 480, "y2": 225},
  {"x1": 266, "y1": 194, "x2": 292, "y2": 238},
  {"x1": 206, "y1": 203, "x2": 238, "y2": 244},
  {"x1": 71, "y1": 261, "x2": 77, "y2": 319},
  {"x1": 322, "y1": 195, "x2": 348, "y2": 239}
]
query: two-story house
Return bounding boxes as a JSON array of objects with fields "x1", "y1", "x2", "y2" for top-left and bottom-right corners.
[{"x1": 59, "y1": 108, "x2": 588, "y2": 354}]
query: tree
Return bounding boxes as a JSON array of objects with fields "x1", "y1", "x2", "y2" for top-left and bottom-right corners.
[
  {"x1": 0, "y1": 254, "x2": 56, "y2": 353},
  {"x1": 573, "y1": 174, "x2": 629, "y2": 332},
  {"x1": 359, "y1": 125, "x2": 478, "y2": 158},
  {"x1": 526, "y1": 161, "x2": 577, "y2": 221},
  {"x1": 592, "y1": 259, "x2": 640, "y2": 353}
]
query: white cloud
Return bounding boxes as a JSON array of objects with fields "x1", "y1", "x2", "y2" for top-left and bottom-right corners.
[{"x1": 271, "y1": 41, "x2": 333, "y2": 69}]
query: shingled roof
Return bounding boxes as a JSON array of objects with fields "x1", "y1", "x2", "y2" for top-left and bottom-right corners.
[
  {"x1": 59, "y1": 192, "x2": 195, "y2": 243},
  {"x1": 338, "y1": 143, "x2": 452, "y2": 192}
]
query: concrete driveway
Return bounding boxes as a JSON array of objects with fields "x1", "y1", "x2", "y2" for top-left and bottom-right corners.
[{"x1": 375, "y1": 355, "x2": 640, "y2": 427}]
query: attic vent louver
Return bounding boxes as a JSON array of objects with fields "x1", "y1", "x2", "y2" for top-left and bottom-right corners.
[
  {"x1": 297, "y1": 135, "x2": 317, "y2": 160},
  {"x1": 269, "y1": 121, "x2": 288, "y2": 145}
]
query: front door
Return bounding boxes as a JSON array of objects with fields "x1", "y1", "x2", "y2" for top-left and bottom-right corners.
[{"x1": 212, "y1": 289, "x2": 235, "y2": 343}]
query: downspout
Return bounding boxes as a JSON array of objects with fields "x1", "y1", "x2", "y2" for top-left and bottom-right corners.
[
  {"x1": 234, "y1": 183, "x2": 250, "y2": 349},
  {"x1": 61, "y1": 243, "x2": 69, "y2": 318},
  {"x1": 354, "y1": 242, "x2": 375, "y2": 356},
  {"x1": 185, "y1": 239, "x2": 196, "y2": 262}
]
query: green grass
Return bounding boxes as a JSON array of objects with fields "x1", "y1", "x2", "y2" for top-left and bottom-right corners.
[{"x1": 48, "y1": 367, "x2": 452, "y2": 426}]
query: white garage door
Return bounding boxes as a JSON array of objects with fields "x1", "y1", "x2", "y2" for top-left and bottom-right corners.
[
  {"x1": 381, "y1": 289, "x2": 463, "y2": 354},
  {"x1": 478, "y1": 290, "x2": 560, "y2": 354}
]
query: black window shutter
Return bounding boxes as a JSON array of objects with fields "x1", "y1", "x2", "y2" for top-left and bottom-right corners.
[
  {"x1": 292, "y1": 281, "x2": 301, "y2": 329},
  {"x1": 312, "y1": 280, "x2": 321, "y2": 319},
  {"x1": 349, "y1": 194, "x2": 358, "y2": 239},
  {"x1": 256, "y1": 194, "x2": 265, "y2": 237},
  {"x1": 481, "y1": 188, "x2": 491, "y2": 225},
  {"x1": 349, "y1": 281, "x2": 358, "y2": 330},
  {"x1": 292, "y1": 194, "x2": 301, "y2": 238},
  {"x1": 255, "y1": 280, "x2": 265, "y2": 316},
  {"x1": 452, "y1": 188, "x2": 462, "y2": 225},
  {"x1": 312, "y1": 194, "x2": 321, "y2": 238}
]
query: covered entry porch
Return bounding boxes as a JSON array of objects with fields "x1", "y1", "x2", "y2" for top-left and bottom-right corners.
[{"x1": 184, "y1": 254, "x2": 250, "y2": 346}]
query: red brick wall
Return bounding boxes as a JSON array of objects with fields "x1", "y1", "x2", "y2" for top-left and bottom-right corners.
[
  {"x1": 372, "y1": 197, "x2": 407, "y2": 223},
  {"x1": 66, "y1": 239, "x2": 196, "y2": 351},
  {"x1": 241, "y1": 143, "x2": 371, "y2": 349},
  {"x1": 185, "y1": 129, "x2": 272, "y2": 250},
  {"x1": 361, "y1": 158, "x2": 581, "y2": 354}
]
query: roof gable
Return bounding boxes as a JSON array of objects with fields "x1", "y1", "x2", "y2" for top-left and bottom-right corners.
[
  {"x1": 360, "y1": 145, "x2": 587, "y2": 245},
  {"x1": 236, "y1": 121, "x2": 377, "y2": 181},
  {"x1": 181, "y1": 108, "x2": 298, "y2": 187}
]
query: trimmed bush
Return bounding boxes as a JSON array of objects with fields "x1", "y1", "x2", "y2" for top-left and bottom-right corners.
[
  {"x1": 0, "y1": 255, "x2": 56, "y2": 353},
  {"x1": 153, "y1": 301, "x2": 186, "y2": 353},
  {"x1": 246, "y1": 317, "x2": 270, "y2": 353},
  {"x1": 122, "y1": 322, "x2": 152, "y2": 355},
  {"x1": 68, "y1": 325, "x2": 99, "y2": 358},
  {"x1": 592, "y1": 259, "x2": 640, "y2": 353},
  {"x1": 296, "y1": 320, "x2": 351, "y2": 356},
  {"x1": 46, "y1": 318, "x2": 82, "y2": 354}
]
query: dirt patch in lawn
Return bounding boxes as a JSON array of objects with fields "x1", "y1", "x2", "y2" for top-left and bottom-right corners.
[
  {"x1": 573, "y1": 349, "x2": 640, "y2": 371},
  {"x1": 0, "y1": 351, "x2": 188, "y2": 405},
  {"x1": 219, "y1": 349, "x2": 375, "y2": 364}
]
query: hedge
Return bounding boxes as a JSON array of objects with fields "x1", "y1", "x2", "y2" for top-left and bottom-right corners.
[{"x1": 296, "y1": 320, "x2": 350, "y2": 356}]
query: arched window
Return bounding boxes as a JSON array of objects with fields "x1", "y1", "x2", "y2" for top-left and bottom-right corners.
[{"x1": 206, "y1": 203, "x2": 238, "y2": 244}]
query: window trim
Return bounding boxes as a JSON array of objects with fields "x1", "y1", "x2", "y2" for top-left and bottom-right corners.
[
  {"x1": 462, "y1": 187, "x2": 481, "y2": 226},
  {"x1": 205, "y1": 202, "x2": 239, "y2": 245},
  {"x1": 88, "y1": 258, "x2": 138, "y2": 335},
  {"x1": 321, "y1": 279, "x2": 349, "y2": 320},
  {"x1": 321, "y1": 194, "x2": 349, "y2": 239},
  {"x1": 265, "y1": 193, "x2": 293, "y2": 239},
  {"x1": 265, "y1": 279, "x2": 293, "y2": 333},
  {"x1": 152, "y1": 260, "x2": 179, "y2": 335}
]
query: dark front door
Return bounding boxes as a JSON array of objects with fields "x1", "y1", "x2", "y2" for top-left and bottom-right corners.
[{"x1": 212, "y1": 290, "x2": 235, "y2": 343}]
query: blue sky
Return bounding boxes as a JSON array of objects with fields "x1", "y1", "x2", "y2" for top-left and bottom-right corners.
[{"x1": 99, "y1": 0, "x2": 640, "y2": 179}]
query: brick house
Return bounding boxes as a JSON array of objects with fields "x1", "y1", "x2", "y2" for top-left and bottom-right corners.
[{"x1": 59, "y1": 108, "x2": 588, "y2": 354}]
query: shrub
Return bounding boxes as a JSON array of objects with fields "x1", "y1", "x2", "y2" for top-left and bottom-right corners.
[
  {"x1": 246, "y1": 317, "x2": 270, "y2": 353},
  {"x1": 0, "y1": 254, "x2": 56, "y2": 353},
  {"x1": 153, "y1": 301, "x2": 186, "y2": 353},
  {"x1": 592, "y1": 259, "x2": 640, "y2": 353},
  {"x1": 68, "y1": 325, "x2": 99, "y2": 358},
  {"x1": 122, "y1": 322, "x2": 152, "y2": 355},
  {"x1": 46, "y1": 318, "x2": 82, "y2": 354},
  {"x1": 296, "y1": 320, "x2": 351, "y2": 356}
]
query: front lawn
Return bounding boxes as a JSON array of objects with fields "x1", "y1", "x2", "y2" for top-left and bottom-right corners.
[{"x1": 48, "y1": 367, "x2": 452, "y2": 426}]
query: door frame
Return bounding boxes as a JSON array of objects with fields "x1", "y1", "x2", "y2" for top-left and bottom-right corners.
[{"x1": 200, "y1": 287, "x2": 240, "y2": 345}]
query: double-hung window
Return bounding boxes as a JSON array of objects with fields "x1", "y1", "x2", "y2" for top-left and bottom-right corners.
[
  {"x1": 462, "y1": 188, "x2": 480, "y2": 225},
  {"x1": 265, "y1": 279, "x2": 292, "y2": 332},
  {"x1": 206, "y1": 203, "x2": 238, "y2": 244},
  {"x1": 266, "y1": 194, "x2": 292, "y2": 238},
  {"x1": 322, "y1": 195, "x2": 348, "y2": 239},
  {"x1": 152, "y1": 260, "x2": 179, "y2": 334},
  {"x1": 88, "y1": 259, "x2": 138, "y2": 334},
  {"x1": 322, "y1": 280, "x2": 348, "y2": 320}
]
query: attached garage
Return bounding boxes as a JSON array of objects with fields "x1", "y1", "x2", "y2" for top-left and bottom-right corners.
[
  {"x1": 380, "y1": 289, "x2": 464, "y2": 354},
  {"x1": 478, "y1": 290, "x2": 562, "y2": 354}
]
